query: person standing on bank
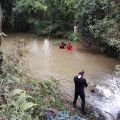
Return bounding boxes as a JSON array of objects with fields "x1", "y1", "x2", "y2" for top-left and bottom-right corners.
[{"x1": 73, "y1": 71, "x2": 88, "y2": 114}]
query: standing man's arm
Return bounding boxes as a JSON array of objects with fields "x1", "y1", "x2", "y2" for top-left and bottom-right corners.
[{"x1": 84, "y1": 79, "x2": 88, "y2": 87}]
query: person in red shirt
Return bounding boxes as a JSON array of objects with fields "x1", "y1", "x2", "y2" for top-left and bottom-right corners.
[
  {"x1": 59, "y1": 42, "x2": 66, "y2": 49},
  {"x1": 66, "y1": 43, "x2": 72, "y2": 50}
]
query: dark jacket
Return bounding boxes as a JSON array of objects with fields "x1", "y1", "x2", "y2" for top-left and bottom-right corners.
[{"x1": 74, "y1": 76, "x2": 88, "y2": 93}]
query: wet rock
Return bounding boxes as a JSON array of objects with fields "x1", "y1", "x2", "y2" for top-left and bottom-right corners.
[
  {"x1": 91, "y1": 89, "x2": 96, "y2": 93},
  {"x1": 117, "y1": 112, "x2": 120, "y2": 120},
  {"x1": 0, "y1": 94, "x2": 7, "y2": 104},
  {"x1": 0, "y1": 51, "x2": 3, "y2": 74},
  {"x1": 84, "y1": 104, "x2": 106, "y2": 120},
  {"x1": 60, "y1": 93, "x2": 106, "y2": 120}
]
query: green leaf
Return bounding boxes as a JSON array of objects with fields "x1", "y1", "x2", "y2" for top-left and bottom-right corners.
[
  {"x1": 12, "y1": 76, "x2": 20, "y2": 83},
  {"x1": 21, "y1": 102, "x2": 37, "y2": 111},
  {"x1": 12, "y1": 89, "x2": 24, "y2": 96}
]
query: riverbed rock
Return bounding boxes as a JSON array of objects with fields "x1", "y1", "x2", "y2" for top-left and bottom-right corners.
[{"x1": 116, "y1": 112, "x2": 120, "y2": 120}]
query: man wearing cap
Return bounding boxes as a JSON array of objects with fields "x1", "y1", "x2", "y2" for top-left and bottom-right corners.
[{"x1": 73, "y1": 71, "x2": 88, "y2": 114}]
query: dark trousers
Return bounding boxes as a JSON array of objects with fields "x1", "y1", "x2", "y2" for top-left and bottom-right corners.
[{"x1": 73, "y1": 91, "x2": 85, "y2": 111}]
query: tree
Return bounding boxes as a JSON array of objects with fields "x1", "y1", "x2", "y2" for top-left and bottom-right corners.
[
  {"x1": 66, "y1": 0, "x2": 120, "y2": 57},
  {"x1": 11, "y1": 0, "x2": 47, "y2": 32},
  {"x1": 11, "y1": 0, "x2": 74, "y2": 36},
  {"x1": 0, "y1": 0, "x2": 13, "y2": 40},
  {"x1": 0, "y1": 2, "x2": 3, "y2": 34}
]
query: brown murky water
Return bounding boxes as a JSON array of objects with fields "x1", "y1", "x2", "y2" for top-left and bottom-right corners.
[{"x1": 2, "y1": 33, "x2": 120, "y2": 97}]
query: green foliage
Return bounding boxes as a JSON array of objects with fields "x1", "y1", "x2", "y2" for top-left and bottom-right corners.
[
  {"x1": 7, "y1": 0, "x2": 47, "y2": 32},
  {"x1": 0, "y1": 89, "x2": 36, "y2": 120},
  {"x1": 13, "y1": 0, "x2": 47, "y2": 14},
  {"x1": 114, "y1": 65, "x2": 120, "y2": 77},
  {"x1": 66, "y1": 0, "x2": 120, "y2": 57},
  {"x1": 28, "y1": 19, "x2": 50, "y2": 34},
  {"x1": 30, "y1": 78, "x2": 65, "y2": 111},
  {"x1": 68, "y1": 32, "x2": 80, "y2": 41},
  {"x1": 89, "y1": 18, "x2": 118, "y2": 46},
  {"x1": 89, "y1": 17, "x2": 120, "y2": 56},
  {"x1": 0, "y1": 41, "x2": 34, "y2": 120},
  {"x1": 4, "y1": 0, "x2": 74, "y2": 35}
]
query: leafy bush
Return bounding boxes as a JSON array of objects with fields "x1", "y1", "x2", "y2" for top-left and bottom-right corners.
[
  {"x1": 114, "y1": 65, "x2": 120, "y2": 77},
  {"x1": 28, "y1": 19, "x2": 50, "y2": 34},
  {"x1": 0, "y1": 41, "x2": 36, "y2": 120},
  {"x1": 68, "y1": 32, "x2": 80, "y2": 41},
  {"x1": 0, "y1": 89, "x2": 37, "y2": 120},
  {"x1": 89, "y1": 18, "x2": 120, "y2": 57}
]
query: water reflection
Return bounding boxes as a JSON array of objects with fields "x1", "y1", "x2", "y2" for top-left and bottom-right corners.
[
  {"x1": 41, "y1": 39, "x2": 51, "y2": 70},
  {"x1": 42, "y1": 38, "x2": 50, "y2": 57},
  {"x1": 30, "y1": 39, "x2": 39, "y2": 55},
  {"x1": 44, "y1": 38, "x2": 49, "y2": 47}
]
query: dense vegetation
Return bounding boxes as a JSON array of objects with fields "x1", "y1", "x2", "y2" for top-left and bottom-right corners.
[
  {"x1": 2, "y1": 0, "x2": 74, "y2": 37},
  {"x1": 66, "y1": 0, "x2": 120, "y2": 57},
  {"x1": 0, "y1": 0, "x2": 120, "y2": 57}
]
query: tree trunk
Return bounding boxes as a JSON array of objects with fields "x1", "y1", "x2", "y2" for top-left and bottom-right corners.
[
  {"x1": 0, "y1": 3, "x2": 3, "y2": 33},
  {"x1": 0, "y1": 3, "x2": 3, "y2": 74},
  {"x1": 0, "y1": 3, "x2": 3, "y2": 45}
]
